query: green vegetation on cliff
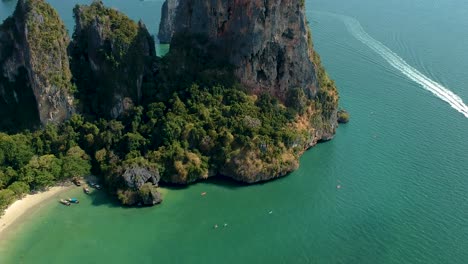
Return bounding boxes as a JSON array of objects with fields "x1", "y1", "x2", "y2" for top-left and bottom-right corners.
[
  {"x1": 0, "y1": 53, "x2": 338, "y2": 207},
  {"x1": 21, "y1": 0, "x2": 72, "y2": 92},
  {"x1": 0, "y1": 79, "x2": 304, "y2": 207},
  {"x1": 72, "y1": 2, "x2": 139, "y2": 67}
]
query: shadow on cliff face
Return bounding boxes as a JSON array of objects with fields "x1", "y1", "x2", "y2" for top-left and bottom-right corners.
[
  {"x1": 160, "y1": 174, "x2": 289, "y2": 191},
  {"x1": 87, "y1": 188, "x2": 164, "y2": 209},
  {"x1": 0, "y1": 67, "x2": 41, "y2": 132},
  {"x1": 154, "y1": 33, "x2": 237, "y2": 102},
  {"x1": 210, "y1": 174, "x2": 291, "y2": 189},
  {"x1": 158, "y1": 175, "x2": 248, "y2": 191},
  {"x1": 203, "y1": 176, "x2": 250, "y2": 189}
]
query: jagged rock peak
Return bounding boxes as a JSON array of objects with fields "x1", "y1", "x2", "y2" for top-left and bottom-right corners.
[
  {"x1": 0, "y1": 0, "x2": 74, "y2": 130},
  {"x1": 70, "y1": 1, "x2": 157, "y2": 118},
  {"x1": 158, "y1": 0, "x2": 179, "y2": 44}
]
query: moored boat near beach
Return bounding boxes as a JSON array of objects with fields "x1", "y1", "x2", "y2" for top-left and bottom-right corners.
[
  {"x1": 67, "y1": 198, "x2": 79, "y2": 204},
  {"x1": 60, "y1": 199, "x2": 71, "y2": 206}
]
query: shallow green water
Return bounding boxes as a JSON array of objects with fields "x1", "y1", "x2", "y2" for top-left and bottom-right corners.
[{"x1": 1, "y1": 0, "x2": 468, "y2": 263}]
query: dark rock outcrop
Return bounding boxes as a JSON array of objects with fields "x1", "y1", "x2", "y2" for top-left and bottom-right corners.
[
  {"x1": 122, "y1": 167, "x2": 160, "y2": 190},
  {"x1": 337, "y1": 109, "x2": 350, "y2": 124},
  {"x1": 70, "y1": 1, "x2": 157, "y2": 118},
  {"x1": 115, "y1": 162, "x2": 163, "y2": 206},
  {"x1": 0, "y1": 0, "x2": 74, "y2": 130}
]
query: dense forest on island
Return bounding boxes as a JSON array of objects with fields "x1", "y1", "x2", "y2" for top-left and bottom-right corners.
[{"x1": 0, "y1": 0, "x2": 347, "y2": 211}]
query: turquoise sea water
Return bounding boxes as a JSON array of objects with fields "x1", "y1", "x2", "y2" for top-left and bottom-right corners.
[{"x1": 1, "y1": 0, "x2": 468, "y2": 263}]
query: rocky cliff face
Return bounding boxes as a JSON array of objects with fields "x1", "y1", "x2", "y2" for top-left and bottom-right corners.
[
  {"x1": 70, "y1": 1, "x2": 157, "y2": 118},
  {"x1": 159, "y1": 0, "x2": 320, "y2": 101},
  {"x1": 159, "y1": 0, "x2": 339, "y2": 183},
  {"x1": 0, "y1": 0, "x2": 74, "y2": 130}
]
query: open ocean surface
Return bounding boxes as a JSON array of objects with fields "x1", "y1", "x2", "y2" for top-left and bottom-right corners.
[{"x1": 1, "y1": 0, "x2": 468, "y2": 263}]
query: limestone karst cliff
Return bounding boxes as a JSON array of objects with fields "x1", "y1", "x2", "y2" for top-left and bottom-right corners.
[
  {"x1": 0, "y1": 0, "x2": 74, "y2": 131},
  {"x1": 158, "y1": 0, "x2": 339, "y2": 182},
  {"x1": 70, "y1": 1, "x2": 157, "y2": 118}
]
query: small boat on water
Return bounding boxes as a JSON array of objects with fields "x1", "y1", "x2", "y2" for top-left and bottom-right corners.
[
  {"x1": 60, "y1": 199, "x2": 71, "y2": 206},
  {"x1": 83, "y1": 187, "x2": 90, "y2": 194},
  {"x1": 68, "y1": 198, "x2": 79, "y2": 204},
  {"x1": 95, "y1": 184, "x2": 102, "y2": 190}
]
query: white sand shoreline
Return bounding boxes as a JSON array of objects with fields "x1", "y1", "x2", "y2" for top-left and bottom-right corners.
[{"x1": 0, "y1": 185, "x2": 73, "y2": 236}]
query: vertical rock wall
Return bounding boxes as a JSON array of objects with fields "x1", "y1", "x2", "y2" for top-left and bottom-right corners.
[
  {"x1": 159, "y1": 0, "x2": 320, "y2": 101},
  {"x1": 0, "y1": 0, "x2": 74, "y2": 130}
]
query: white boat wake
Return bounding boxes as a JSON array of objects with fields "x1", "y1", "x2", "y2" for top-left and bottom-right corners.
[{"x1": 318, "y1": 12, "x2": 468, "y2": 118}]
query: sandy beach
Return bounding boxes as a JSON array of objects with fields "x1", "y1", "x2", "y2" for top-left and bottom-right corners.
[{"x1": 0, "y1": 186, "x2": 73, "y2": 236}]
